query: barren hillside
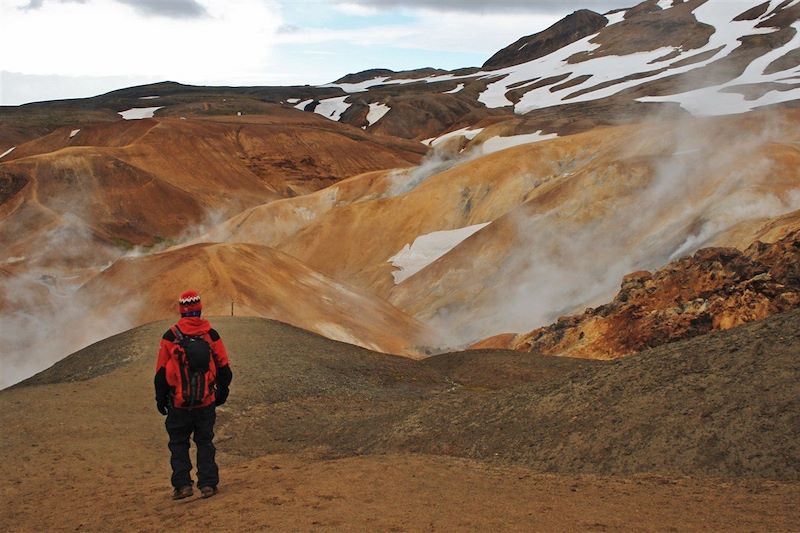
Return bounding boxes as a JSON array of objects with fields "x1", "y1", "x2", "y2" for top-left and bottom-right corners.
[{"x1": 2, "y1": 310, "x2": 799, "y2": 530}]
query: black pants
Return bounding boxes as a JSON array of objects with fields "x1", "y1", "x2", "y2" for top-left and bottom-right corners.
[{"x1": 165, "y1": 404, "x2": 219, "y2": 489}]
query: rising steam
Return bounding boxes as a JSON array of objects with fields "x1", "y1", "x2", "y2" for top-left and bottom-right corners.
[
  {"x1": 0, "y1": 202, "x2": 229, "y2": 389},
  {"x1": 425, "y1": 112, "x2": 800, "y2": 348}
]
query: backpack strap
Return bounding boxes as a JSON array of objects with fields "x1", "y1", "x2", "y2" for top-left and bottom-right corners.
[
  {"x1": 170, "y1": 326, "x2": 188, "y2": 369},
  {"x1": 171, "y1": 325, "x2": 192, "y2": 406},
  {"x1": 172, "y1": 326, "x2": 213, "y2": 349},
  {"x1": 172, "y1": 325, "x2": 185, "y2": 343}
]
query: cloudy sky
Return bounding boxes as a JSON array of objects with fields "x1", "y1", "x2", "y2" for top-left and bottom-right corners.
[{"x1": 0, "y1": 0, "x2": 632, "y2": 105}]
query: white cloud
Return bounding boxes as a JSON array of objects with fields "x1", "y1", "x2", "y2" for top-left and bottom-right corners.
[
  {"x1": 276, "y1": 9, "x2": 561, "y2": 55},
  {"x1": 275, "y1": 24, "x2": 417, "y2": 47},
  {"x1": 0, "y1": 71, "x2": 162, "y2": 105},
  {"x1": 333, "y1": 1, "x2": 380, "y2": 16},
  {"x1": 0, "y1": 0, "x2": 579, "y2": 103},
  {"x1": 0, "y1": 0, "x2": 283, "y2": 82},
  {"x1": 332, "y1": 0, "x2": 631, "y2": 13},
  {"x1": 115, "y1": 0, "x2": 209, "y2": 18},
  {"x1": 408, "y1": 8, "x2": 561, "y2": 53}
]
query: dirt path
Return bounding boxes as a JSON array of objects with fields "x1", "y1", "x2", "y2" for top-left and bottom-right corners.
[{"x1": 2, "y1": 449, "x2": 799, "y2": 532}]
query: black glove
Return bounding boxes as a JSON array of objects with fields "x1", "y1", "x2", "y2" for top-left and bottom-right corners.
[
  {"x1": 215, "y1": 387, "x2": 229, "y2": 406},
  {"x1": 157, "y1": 398, "x2": 169, "y2": 415},
  {"x1": 154, "y1": 367, "x2": 170, "y2": 415}
]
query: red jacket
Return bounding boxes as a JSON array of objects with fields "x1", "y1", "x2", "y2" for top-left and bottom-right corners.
[{"x1": 154, "y1": 317, "x2": 232, "y2": 409}]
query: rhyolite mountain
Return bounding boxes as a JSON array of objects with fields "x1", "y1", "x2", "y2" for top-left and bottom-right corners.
[
  {"x1": 2, "y1": 0, "x2": 800, "y2": 387},
  {"x1": 3, "y1": 3, "x2": 800, "y2": 529}
]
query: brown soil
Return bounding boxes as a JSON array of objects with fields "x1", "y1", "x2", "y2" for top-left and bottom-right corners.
[
  {"x1": 2, "y1": 312, "x2": 799, "y2": 531},
  {"x1": 2, "y1": 451, "x2": 797, "y2": 532}
]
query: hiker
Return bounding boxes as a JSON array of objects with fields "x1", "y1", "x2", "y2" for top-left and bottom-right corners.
[{"x1": 154, "y1": 290, "x2": 233, "y2": 500}]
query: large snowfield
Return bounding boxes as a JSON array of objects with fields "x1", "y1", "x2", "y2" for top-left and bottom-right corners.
[{"x1": 306, "y1": 0, "x2": 800, "y2": 120}]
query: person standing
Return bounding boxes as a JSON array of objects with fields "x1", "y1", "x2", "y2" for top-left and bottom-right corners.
[{"x1": 154, "y1": 290, "x2": 233, "y2": 500}]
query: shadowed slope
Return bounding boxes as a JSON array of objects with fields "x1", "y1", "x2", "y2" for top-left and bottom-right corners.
[
  {"x1": 11, "y1": 309, "x2": 800, "y2": 479},
  {"x1": 2, "y1": 311, "x2": 798, "y2": 530}
]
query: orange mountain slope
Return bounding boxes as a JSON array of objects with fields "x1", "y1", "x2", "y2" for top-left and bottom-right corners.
[
  {"x1": 155, "y1": 111, "x2": 800, "y2": 355},
  {"x1": 203, "y1": 111, "x2": 800, "y2": 350},
  {"x1": 76, "y1": 242, "x2": 434, "y2": 357},
  {"x1": 387, "y1": 112, "x2": 800, "y2": 347},
  {"x1": 0, "y1": 109, "x2": 426, "y2": 283}
]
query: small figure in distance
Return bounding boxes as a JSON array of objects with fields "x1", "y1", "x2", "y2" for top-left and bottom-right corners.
[{"x1": 154, "y1": 290, "x2": 233, "y2": 500}]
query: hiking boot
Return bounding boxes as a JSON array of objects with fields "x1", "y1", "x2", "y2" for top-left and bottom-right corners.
[
  {"x1": 199, "y1": 486, "x2": 218, "y2": 499},
  {"x1": 172, "y1": 485, "x2": 193, "y2": 500}
]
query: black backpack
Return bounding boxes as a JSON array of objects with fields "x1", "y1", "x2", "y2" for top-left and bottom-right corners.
[{"x1": 172, "y1": 326, "x2": 214, "y2": 407}]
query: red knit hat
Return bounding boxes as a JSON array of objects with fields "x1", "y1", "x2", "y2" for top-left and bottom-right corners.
[{"x1": 178, "y1": 290, "x2": 202, "y2": 315}]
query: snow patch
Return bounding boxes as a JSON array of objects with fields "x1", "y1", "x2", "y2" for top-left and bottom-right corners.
[
  {"x1": 388, "y1": 223, "x2": 491, "y2": 284},
  {"x1": 638, "y1": 20, "x2": 800, "y2": 115},
  {"x1": 322, "y1": 76, "x2": 391, "y2": 93},
  {"x1": 295, "y1": 99, "x2": 313, "y2": 110},
  {"x1": 429, "y1": 127, "x2": 484, "y2": 147},
  {"x1": 0, "y1": 146, "x2": 15, "y2": 159},
  {"x1": 480, "y1": 131, "x2": 559, "y2": 155},
  {"x1": 657, "y1": 0, "x2": 672, "y2": 9},
  {"x1": 69, "y1": 129, "x2": 80, "y2": 138},
  {"x1": 118, "y1": 106, "x2": 163, "y2": 120},
  {"x1": 443, "y1": 83, "x2": 465, "y2": 94},
  {"x1": 605, "y1": 11, "x2": 626, "y2": 25},
  {"x1": 323, "y1": 72, "x2": 467, "y2": 94},
  {"x1": 138, "y1": 95, "x2": 160, "y2": 100},
  {"x1": 764, "y1": 0, "x2": 795, "y2": 16},
  {"x1": 314, "y1": 96, "x2": 351, "y2": 121},
  {"x1": 286, "y1": 98, "x2": 300, "y2": 103},
  {"x1": 366, "y1": 102, "x2": 390, "y2": 126}
]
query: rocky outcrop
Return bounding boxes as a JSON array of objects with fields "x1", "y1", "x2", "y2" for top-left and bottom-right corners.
[
  {"x1": 482, "y1": 10, "x2": 608, "y2": 70},
  {"x1": 497, "y1": 230, "x2": 800, "y2": 359}
]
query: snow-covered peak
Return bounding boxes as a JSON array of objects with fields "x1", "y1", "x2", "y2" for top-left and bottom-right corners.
[{"x1": 290, "y1": 0, "x2": 800, "y2": 138}]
